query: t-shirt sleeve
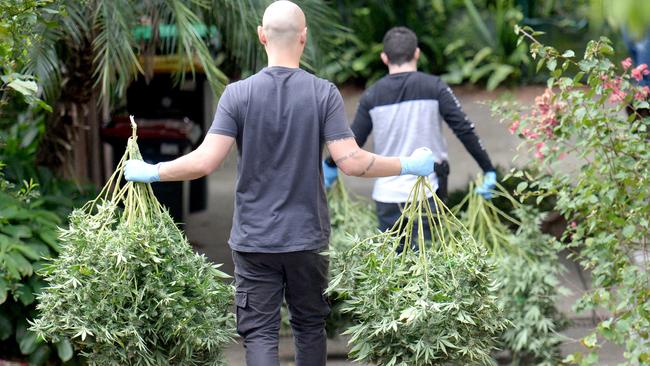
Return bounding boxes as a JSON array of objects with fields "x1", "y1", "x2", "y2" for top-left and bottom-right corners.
[
  {"x1": 208, "y1": 85, "x2": 238, "y2": 137},
  {"x1": 323, "y1": 84, "x2": 354, "y2": 142}
]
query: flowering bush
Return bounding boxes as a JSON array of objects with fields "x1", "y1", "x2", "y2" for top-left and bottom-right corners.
[{"x1": 493, "y1": 26, "x2": 650, "y2": 365}]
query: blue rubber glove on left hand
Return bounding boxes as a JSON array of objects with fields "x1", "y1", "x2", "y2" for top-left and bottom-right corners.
[
  {"x1": 399, "y1": 148, "x2": 435, "y2": 176},
  {"x1": 322, "y1": 160, "x2": 338, "y2": 189},
  {"x1": 476, "y1": 171, "x2": 497, "y2": 199},
  {"x1": 124, "y1": 160, "x2": 161, "y2": 183}
]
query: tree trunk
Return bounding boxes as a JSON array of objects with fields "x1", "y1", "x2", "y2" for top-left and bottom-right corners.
[
  {"x1": 36, "y1": 36, "x2": 105, "y2": 187},
  {"x1": 86, "y1": 90, "x2": 104, "y2": 187}
]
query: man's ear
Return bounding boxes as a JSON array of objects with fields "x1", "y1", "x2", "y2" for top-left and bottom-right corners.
[
  {"x1": 380, "y1": 52, "x2": 390, "y2": 66},
  {"x1": 257, "y1": 26, "x2": 267, "y2": 45},
  {"x1": 299, "y1": 27, "x2": 308, "y2": 45},
  {"x1": 413, "y1": 47, "x2": 421, "y2": 62}
]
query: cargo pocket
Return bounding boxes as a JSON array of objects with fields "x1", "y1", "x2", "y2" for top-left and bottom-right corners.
[
  {"x1": 234, "y1": 291, "x2": 249, "y2": 336},
  {"x1": 235, "y1": 291, "x2": 248, "y2": 308}
]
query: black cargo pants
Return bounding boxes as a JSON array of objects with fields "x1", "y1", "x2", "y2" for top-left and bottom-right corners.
[{"x1": 232, "y1": 249, "x2": 330, "y2": 366}]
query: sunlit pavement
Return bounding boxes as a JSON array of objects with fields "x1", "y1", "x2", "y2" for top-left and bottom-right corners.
[{"x1": 186, "y1": 85, "x2": 625, "y2": 365}]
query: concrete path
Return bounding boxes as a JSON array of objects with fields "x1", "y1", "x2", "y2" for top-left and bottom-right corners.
[{"x1": 185, "y1": 85, "x2": 624, "y2": 365}]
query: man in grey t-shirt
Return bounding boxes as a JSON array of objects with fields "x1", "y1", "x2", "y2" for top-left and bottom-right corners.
[{"x1": 124, "y1": 2, "x2": 433, "y2": 365}]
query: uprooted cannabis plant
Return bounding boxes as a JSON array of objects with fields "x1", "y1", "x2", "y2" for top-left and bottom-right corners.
[
  {"x1": 30, "y1": 119, "x2": 235, "y2": 365},
  {"x1": 329, "y1": 177, "x2": 508, "y2": 366},
  {"x1": 456, "y1": 180, "x2": 566, "y2": 366}
]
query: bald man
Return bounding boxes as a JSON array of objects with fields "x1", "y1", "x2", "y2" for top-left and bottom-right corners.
[{"x1": 124, "y1": 1, "x2": 434, "y2": 365}]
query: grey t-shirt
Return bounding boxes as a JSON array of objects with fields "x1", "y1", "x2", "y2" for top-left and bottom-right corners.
[{"x1": 209, "y1": 67, "x2": 354, "y2": 253}]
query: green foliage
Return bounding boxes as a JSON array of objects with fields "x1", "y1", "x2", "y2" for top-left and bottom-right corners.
[
  {"x1": 0, "y1": 178, "x2": 58, "y2": 306},
  {"x1": 589, "y1": 0, "x2": 650, "y2": 40},
  {"x1": 442, "y1": 0, "x2": 529, "y2": 90},
  {"x1": 455, "y1": 182, "x2": 567, "y2": 365},
  {"x1": 0, "y1": 0, "x2": 54, "y2": 109},
  {"x1": 0, "y1": 111, "x2": 45, "y2": 179},
  {"x1": 329, "y1": 177, "x2": 507, "y2": 365},
  {"x1": 0, "y1": 163, "x2": 82, "y2": 364},
  {"x1": 320, "y1": 0, "x2": 454, "y2": 85},
  {"x1": 18, "y1": 0, "x2": 344, "y2": 105},
  {"x1": 495, "y1": 207, "x2": 566, "y2": 366},
  {"x1": 31, "y1": 127, "x2": 235, "y2": 365},
  {"x1": 447, "y1": 167, "x2": 557, "y2": 217},
  {"x1": 495, "y1": 27, "x2": 650, "y2": 365},
  {"x1": 321, "y1": 0, "x2": 530, "y2": 89}
]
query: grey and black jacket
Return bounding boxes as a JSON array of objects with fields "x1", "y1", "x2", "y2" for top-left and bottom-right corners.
[{"x1": 337, "y1": 71, "x2": 494, "y2": 203}]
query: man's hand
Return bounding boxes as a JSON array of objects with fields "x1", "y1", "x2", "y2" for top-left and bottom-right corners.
[
  {"x1": 476, "y1": 171, "x2": 497, "y2": 199},
  {"x1": 322, "y1": 160, "x2": 338, "y2": 188},
  {"x1": 124, "y1": 160, "x2": 161, "y2": 183},
  {"x1": 399, "y1": 148, "x2": 435, "y2": 176}
]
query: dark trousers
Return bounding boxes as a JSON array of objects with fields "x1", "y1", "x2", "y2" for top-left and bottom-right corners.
[{"x1": 232, "y1": 250, "x2": 330, "y2": 366}]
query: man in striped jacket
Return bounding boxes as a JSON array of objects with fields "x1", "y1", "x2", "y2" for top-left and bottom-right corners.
[{"x1": 324, "y1": 26, "x2": 497, "y2": 236}]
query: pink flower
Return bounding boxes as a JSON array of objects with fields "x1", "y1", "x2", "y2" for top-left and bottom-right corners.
[
  {"x1": 524, "y1": 129, "x2": 540, "y2": 139},
  {"x1": 621, "y1": 57, "x2": 633, "y2": 70},
  {"x1": 571, "y1": 221, "x2": 577, "y2": 228},
  {"x1": 535, "y1": 88, "x2": 554, "y2": 115},
  {"x1": 635, "y1": 86, "x2": 650, "y2": 101},
  {"x1": 558, "y1": 152, "x2": 567, "y2": 160},
  {"x1": 534, "y1": 141, "x2": 545, "y2": 159},
  {"x1": 609, "y1": 89, "x2": 627, "y2": 104},
  {"x1": 631, "y1": 64, "x2": 650, "y2": 81},
  {"x1": 508, "y1": 120, "x2": 520, "y2": 134}
]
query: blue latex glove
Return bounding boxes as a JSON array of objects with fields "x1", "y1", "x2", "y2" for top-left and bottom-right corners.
[
  {"x1": 476, "y1": 171, "x2": 497, "y2": 199},
  {"x1": 399, "y1": 148, "x2": 434, "y2": 176},
  {"x1": 322, "y1": 160, "x2": 338, "y2": 189},
  {"x1": 124, "y1": 160, "x2": 161, "y2": 183}
]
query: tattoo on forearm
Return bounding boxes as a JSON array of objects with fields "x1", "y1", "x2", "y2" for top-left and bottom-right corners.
[
  {"x1": 335, "y1": 149, "x2": 360, "y2": 164},
  {"x1": 360, "y1": 155, "x2": 376, "y2": 176},
  {"x1": 326, "y1": 137, "x2": 355, "y2": 145}
]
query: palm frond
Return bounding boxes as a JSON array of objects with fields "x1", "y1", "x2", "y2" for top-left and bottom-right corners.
[
  {"x1": 25, "y1": 26, "x2": 63, "y2": 102},
  {"x1": 91, "y1": 0, "x2": 143, "y2": 104},
  {"x1": 23, "y1": 1, "x2": 74, "y2": 103},
  {"x1": 210, "y1": 0, "x2": 346, "y2": 76},
  {"x1": 210, "y1": 0, "x2": 260, "y2": 70},
  {"x1": 164, "y1": 0, "x2": 228, "y2": 94},
  {"x1": 59, "y1": 0, "x2": 89, "y2": 47}
]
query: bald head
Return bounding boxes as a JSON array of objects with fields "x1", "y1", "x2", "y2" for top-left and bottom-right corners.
[{"x1": 260, "y1": 1, "x2": 306, "y2": 47}]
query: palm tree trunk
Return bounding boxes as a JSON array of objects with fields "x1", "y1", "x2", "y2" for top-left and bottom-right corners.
[{"x1": 36, "y1": 37, "x2": 104, "y2": 187}]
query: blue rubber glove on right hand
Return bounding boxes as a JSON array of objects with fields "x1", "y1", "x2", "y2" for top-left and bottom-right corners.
[
  {"x1": 399, "y1": 148, "x2": 435, "y2": 176},
  {"x1": 475, "y1": 171, "x2": 497, "y2": 199},
  {"x1": 124, "y1": 160, "x2": 161, "y2": 183},
  {"x1": 322, "y1": 160, "x2": 338, "y2": 189}
]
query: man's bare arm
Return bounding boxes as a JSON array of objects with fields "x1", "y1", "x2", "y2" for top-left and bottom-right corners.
[
  {"x1": 326, "y1": 137, "x2": 401, "y2": 177},
  {"x1": 159, "y1": 134, "x2": 235, "y2": 181}
]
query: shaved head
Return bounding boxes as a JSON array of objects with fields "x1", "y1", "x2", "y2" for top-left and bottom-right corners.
[{"x1": 260, "y1": 1, "x2": 306, "y2": 47}]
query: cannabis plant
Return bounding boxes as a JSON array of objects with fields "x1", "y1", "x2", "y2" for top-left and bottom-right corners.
[
  {"x1": 456, "y1": 181, "x2": 566, "y2": 365},
  {"x1": 330, "y1": 177, "x2": 508, "y2": 366},
  {"x1": 31, "y1": 119, "x2": 235, "y2": 365},
  {"x1": 495, "y1": 206, "x2": 566, "y2": 366}
]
